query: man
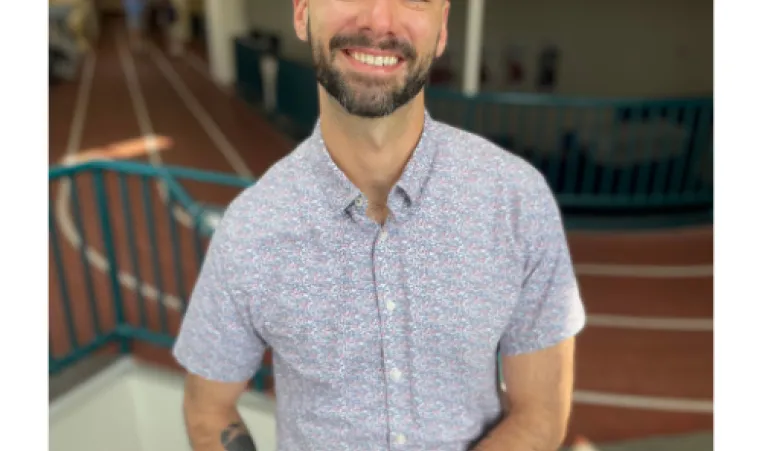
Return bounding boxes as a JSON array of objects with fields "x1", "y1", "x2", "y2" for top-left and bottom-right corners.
[
  {"x1": 172, "y1": 0, "x2": 586, "y2": 450},
  {"x1": 167, "y1": 0, "x2": 190, "y2": 56},
  {"x1": 122, "y1": 0, "x2": 147, "y2": 52}
]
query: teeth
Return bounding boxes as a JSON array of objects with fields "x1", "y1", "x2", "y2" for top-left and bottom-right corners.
[{"x1": 350, "y1": 52, "x2": 399, "y2": 67}]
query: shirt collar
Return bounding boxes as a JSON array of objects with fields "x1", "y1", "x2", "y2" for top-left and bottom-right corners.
[{"x1": 307, "y1": 110, "x2": 439, "y2": 216}]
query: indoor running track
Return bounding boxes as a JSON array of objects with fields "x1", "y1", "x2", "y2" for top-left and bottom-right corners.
[{"x1": 48, "y1": 18, "x2": 713, "y2": 447}]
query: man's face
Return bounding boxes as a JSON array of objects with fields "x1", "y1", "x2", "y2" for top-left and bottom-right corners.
[{"x1": 294, "y1": 0, "x2": 450, "y2": 118}]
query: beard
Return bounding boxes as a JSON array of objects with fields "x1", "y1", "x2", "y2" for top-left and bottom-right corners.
[{"x1": 308, "y1": 24, "x2": 438, "y2": 118}]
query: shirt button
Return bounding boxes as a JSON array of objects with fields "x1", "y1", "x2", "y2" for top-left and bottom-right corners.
[
  {"x1": 355, "y1": 197, "x2": 363, "y2": 207},
  {"x1": 386, "y1": 300, "x2": 396, "y2": 312},
  {"x1": 394, "y1": 433, "x2": 407, "y2": 445},
  {"x1": 390, "y1": 368, "x2": 402, "y2": 382},
  {"x1": 379, "y1": 229, "x2": 388, "y2": 241}
]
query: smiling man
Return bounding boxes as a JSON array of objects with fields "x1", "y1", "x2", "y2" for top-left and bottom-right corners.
[{"x1": 172, "y1": 1, "x2": 586, "y2": 450}]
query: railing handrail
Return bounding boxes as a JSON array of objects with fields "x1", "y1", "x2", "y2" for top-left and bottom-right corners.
[
  {"x1": 49, "y1": 160, "x2": 258, "y2": 237},
  {"x1": 425, "y1": 86, "x2": 714, "y2": 108},
  {"x1": 49, "y1": 159, "x2": 257, "y2": 187}
]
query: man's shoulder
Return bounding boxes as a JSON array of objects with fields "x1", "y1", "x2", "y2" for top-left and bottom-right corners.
[
  {"x1": 213, "y1": 141, "x2": 319, "y2": 241},
  {"x1": 431, "y1": 119, "x2": 552, "y2": 200}
]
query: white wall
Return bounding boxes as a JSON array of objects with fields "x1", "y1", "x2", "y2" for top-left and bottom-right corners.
[
  {"x1": 96, "y1": 0, "x2": 204, "y2": 14},
  {"x1": 244, "y1": 0, "x2": 712, "y2": 98},
  {"x1": 130, "y1": 365, "x2": 278, "y2": 451},
  {"x1": 50, "y1": 368, "x2": 144, "y2": 451},
  {"x1": 49, "y1": 358, "x2": 278, "y2": 451}
]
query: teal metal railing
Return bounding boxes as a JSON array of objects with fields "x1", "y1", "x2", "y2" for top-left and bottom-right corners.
[
  {"x1": 48, "y1": 160, "x2": 272, "y2": 390},
  {"x1": 234, "y1": 39, "x2": 713, "y2": 216},
  {"x1": 425, "y1": 89, "x2": 714, "y2": 211}
]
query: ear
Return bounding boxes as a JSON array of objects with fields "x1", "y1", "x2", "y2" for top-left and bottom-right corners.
[
  {"x1": 293, "y1": 0, "x2": 309, "y2": 42},
  {"x1": 435, "y1": 1, "x2": 450, "y2": 57}
]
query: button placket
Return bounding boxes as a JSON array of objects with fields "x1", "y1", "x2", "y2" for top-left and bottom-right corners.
[{"x1": 373, "y1": 225, "x2": 404, "y2": 447}]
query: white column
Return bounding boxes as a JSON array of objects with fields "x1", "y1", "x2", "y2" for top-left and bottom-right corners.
[
  {"x1": 204, "y1": 0, "x2": 248, "y2": 86},
  {"x1": 462, "y1": 0, "x2": 486, "y2": 96},
  {"x1": 260, "y1": 53, "x2": 279, "y2": 114}
]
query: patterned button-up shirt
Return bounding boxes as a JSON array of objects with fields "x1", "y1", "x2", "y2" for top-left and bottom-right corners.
[{"x1": 173, "y1": 111, "x2": 586, "y2": 451}]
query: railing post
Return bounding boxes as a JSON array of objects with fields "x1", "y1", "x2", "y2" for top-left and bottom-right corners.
[{"x1": 92, "y1": 169, "x2": 131, "y2": 354}]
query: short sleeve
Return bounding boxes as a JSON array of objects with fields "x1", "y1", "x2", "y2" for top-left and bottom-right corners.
[
  {"x1": 499, "y1": 175, "x2": 586, "y2": 356},
  {"x1": 172, "y1": 214, "x2": 267, "y2": 383}
]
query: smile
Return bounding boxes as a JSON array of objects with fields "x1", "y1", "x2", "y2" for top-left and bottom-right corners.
[{"x1": 349, "y1": 51, "x2": 400, "y2": 67}]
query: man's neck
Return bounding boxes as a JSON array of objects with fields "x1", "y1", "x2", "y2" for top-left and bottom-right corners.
[{"x1": 318, "y1": 90, "x2": 426, "y2": 216}]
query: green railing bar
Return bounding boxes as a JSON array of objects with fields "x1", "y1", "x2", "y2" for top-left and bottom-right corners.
[
  {"x1": 516, "y1": 103, "x2": 528, "y2": 161},
  {"x1": 191, "y1": 219, "x2": 206, "y2": 288},
  {"x1": 140, "y1": 175, "x2": 169, "y2": 334},
  {"x1": 690, "y1": 105, "x2": 713, "y2": 193},
  {"x1": 49, "y1": 342, "x2": 59, "y2": 374},
  {"x1": 657, "y1": 107, "x2": 685, "y2": 196},
  {"x1": 117, "y1": 173, "x2": 148, "y2": 328},
  {"x1": 48, "y1": 332, "x2": 121, "y2": 375},
  {"x1": 616, "y1": 109, "x2": 638, "y2": 197},
  {"x1": 528, "y1": 106, "x2": 542, "y2": 169},
  {"x1": 582, "y1": 106, "x2": 602, "y2": 195},
  {"x1": 160, "y1": 164, "x2": 257, "y2": 189},
  {"x1": 694, "y1": 140, "x2": 713, "y2": 194},
  {"x1": 51, "y1": 159, "x2": 255, "y2": 185},
  {"x1": 598, "y1": 107, "x2": 617, "y2": 195},
  {"x1": 562, "y1": 108, "x2": 583, "y2": 194},
  {"x1": 669, "y1": 105, "x2": 698, "y2": 194},
  {"x1": 427, "y1": 87, "x2": 712, "y2": 108},
  {"x1": 49, "y1": 204, "x2": 80, "y2": 351},
  {"x1": 68, "y1": 177, "x2": 102, "y2": 337},
  {"x1": 546, "y1": 106, "x2": 565, "y2": 190},
  {"x1": 555, "y1": 192, "x2": 712, "y2": 208},
  {"x1": 634, "y1": 106, "x2": 655, "y2": 196},
  {"x1": 117, "y1": 324, "x2": 175, "y2": 348},
  {"x1": 166, "y1": 195, "x2": 188, "y2": 307},
  {"x1": 93, "y1": 170, "x2": 130, "y2": 354}
]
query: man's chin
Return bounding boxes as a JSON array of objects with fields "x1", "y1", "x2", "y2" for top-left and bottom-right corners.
[{"x1": 337, "y1": 97, "x2": 398, "y2": 119}]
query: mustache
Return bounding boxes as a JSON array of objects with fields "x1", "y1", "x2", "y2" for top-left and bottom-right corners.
[{"x1": 329, "y1": 34, "x2": 417, "y2": 61}]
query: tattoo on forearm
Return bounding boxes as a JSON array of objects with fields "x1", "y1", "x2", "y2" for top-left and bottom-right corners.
[{"x1": 220, "y1": 422, "x2": 257, "y2": 451}]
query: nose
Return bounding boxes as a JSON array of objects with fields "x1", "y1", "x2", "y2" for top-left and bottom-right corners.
[{"x1": 356, "y1": 0, "x2": 400, "y2": 38}]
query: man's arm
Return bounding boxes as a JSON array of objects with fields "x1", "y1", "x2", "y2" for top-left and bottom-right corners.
[
  {"x1": 474, "y1": 169, "x2": 585, "y2": 450},
  {"x1": 183, "y1": 374, "x2": 257, "y2": 451},
  {"x1": 172, "y1": 199, "x2": 267, "y2": 451},
  {"x1": 473, "y1": 337, "x2": 576, "y2": 451}
]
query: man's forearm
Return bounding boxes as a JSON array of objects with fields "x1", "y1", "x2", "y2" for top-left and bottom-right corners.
[
  {"x1": 471, "y1": 409, "x2": 566, "y2": 451},
  {"x1": 185, "y1": 408, "x2": 257, "y2": 451}
]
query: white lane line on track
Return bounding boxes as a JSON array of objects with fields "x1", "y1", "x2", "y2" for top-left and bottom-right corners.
[
  {"x1": 575, "y1": 263, "x2": 712, "y2": 278},
  {"x1": 585, "y1": 314, "x2": 712, "y2": 332},
  {"x1": 116, "y1": 31, "x2": 195, "y2": 230},
  {"x1": 56, "y1": 55, "x2": 97, "y2": 250},
  {"x1": 145, "y1": 41, "x2": 254, "y2": 179},
  {"x1": 181, "y1": 48, "x2": 297, "y2": 151},
  {"x1": 54, "y1": 45, "x2": 185, "y2": 312},
  {"x1": 55, "y1": 31, "x2": 250, "y2": 314},
  {"x1": 573, "y1": 390, "x2": 713, "y2": 414},
  {"x1": 498, "y1": 383, "x2": 712, "y2": 414}
]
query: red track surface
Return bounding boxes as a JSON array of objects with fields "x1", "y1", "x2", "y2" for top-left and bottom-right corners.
[{"x1": 49, "y1": 18, "x2": 713, "y2": 445}]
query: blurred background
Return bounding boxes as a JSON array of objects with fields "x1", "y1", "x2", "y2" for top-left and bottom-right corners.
[{"x1": 48, "y1": 1, "x2": 713, "y2": 450}]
